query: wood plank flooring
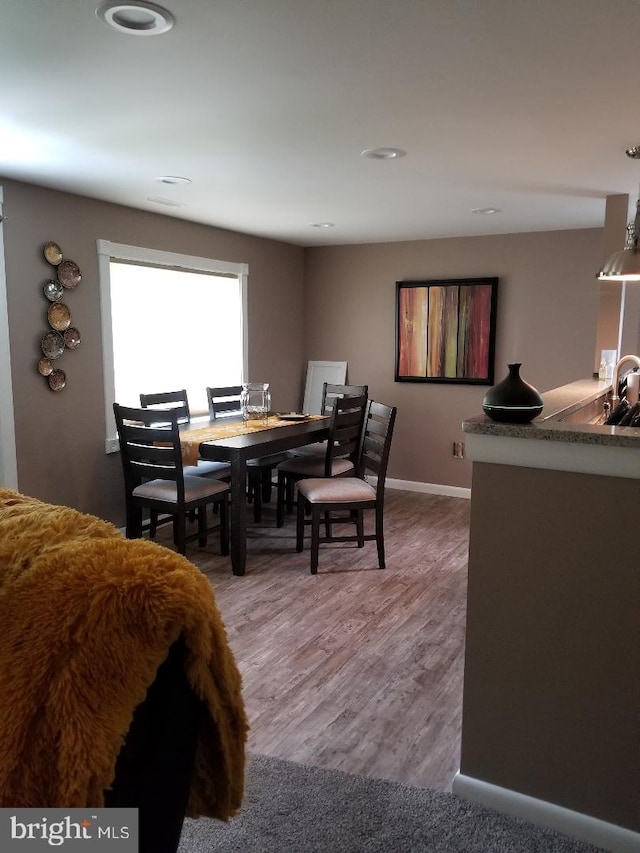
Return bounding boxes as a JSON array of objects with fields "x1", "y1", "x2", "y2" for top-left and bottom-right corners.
[{"x1": 157, "y1": 488, "x2": 470, "y2": 792}]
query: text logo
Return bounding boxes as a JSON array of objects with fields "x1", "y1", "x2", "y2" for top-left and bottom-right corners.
[{"x1": 1, "y1": 809, "x2": 137, "y2": 850}]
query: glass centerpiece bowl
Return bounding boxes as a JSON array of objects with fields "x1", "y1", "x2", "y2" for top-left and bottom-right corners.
[{"x1": 241, "y1": 382, "x2": 271, "y2": 423}]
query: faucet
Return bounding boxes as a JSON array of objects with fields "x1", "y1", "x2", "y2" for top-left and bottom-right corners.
[{"x1": 610, "y1": 354, "x2": 640, "y2": 405}]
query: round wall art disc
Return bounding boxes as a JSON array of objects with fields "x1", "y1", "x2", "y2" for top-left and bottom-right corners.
[
  {"x1": 47, "y1": 302, "x2": 71, "y2": 331},
  {"x1": 43, "y1": 241, "x2": 63, "y2": 265},
  {"x1": 38, "y1": 357, "x2": 54, "y2": 376},
  {"x1": 63, "y1": 327, "x2": 81, "y2": 349},
  {"x1": 43, "y1": 279, "x2": 64, "y2": 302},
  {"x1": 48, "y1": 369, "x2": 66, "y2": 391},
  {"x1": 57, "y1": 259, "x2": 82, "y2": 289},
  {"x1": 41, "y1": 330, "x2": 65, "y2": 360}
]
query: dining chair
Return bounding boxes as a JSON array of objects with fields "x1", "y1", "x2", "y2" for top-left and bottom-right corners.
[
  {"x1": 206, "y1": 386, "x2": 290, "y2": 523},
  {"x1": 295, "y1": 400, "x2": 397, "y2": 573},
  {"x1": 292, "y1": 382, "x2": 368, "y2": 458},
  {"x1": 322, "y1": 382, "x2": 369, "y2": 413},
  {"x1": 206, "y1": 385, "x2": 245, "y2": 419},
  {"x1": 113, "y1": 403, "x2": 230, "y2": 556},
  {"x1": 139, "y1": 389, "x2": 191, "y2": 422},
  {"x1": 275, "y1": 392, "x2": 368, "y2": 528},
  {"x1": 140, "y1": 389, "x2": 231, "y2": 481}
]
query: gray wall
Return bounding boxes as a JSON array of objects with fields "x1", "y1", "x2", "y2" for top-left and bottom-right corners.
[
  {"x1": 1, "y1": 178, "x2": 305, "y2": 524},
  {"x1": 1, "y1": 177, "x2": 603, "y2": 522},
  {"x1": 304, "y1": 230, "x2": 602, "y2": 489}
]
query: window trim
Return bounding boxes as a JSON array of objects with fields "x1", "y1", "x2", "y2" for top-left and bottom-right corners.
[
  {"x1": 97, "y1": 239, "x2": 248, "y2": 453},
  {"x1": 0, "y1": 187, "x2": 18, "y2": 489}
]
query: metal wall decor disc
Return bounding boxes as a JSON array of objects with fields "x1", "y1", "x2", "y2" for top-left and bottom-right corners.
[
  {"x1": 43, "y1": 279, "x2": 64, "y2": 302},
  {"x1": 44, "y1": 241, "x2": 63, "y2": 265},
  {"x1": 48, "y1": 369, "x2": 66, "y2": 391},
  {"x1": 38, "y1": 357, "x2": 54, "y2": 376}
]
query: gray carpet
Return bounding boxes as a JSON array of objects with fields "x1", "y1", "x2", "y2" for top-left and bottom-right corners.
[{"x1": 178, "y1": 753, "x2": 605, "y2": 852}]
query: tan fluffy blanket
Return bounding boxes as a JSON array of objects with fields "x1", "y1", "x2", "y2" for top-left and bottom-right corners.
[{"x1": 0, "y1": 489, "x2": 248, "y2": 817}]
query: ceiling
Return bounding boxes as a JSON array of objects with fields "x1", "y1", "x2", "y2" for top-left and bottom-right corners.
[{"x1": 2, "y1": 0, "x2": 640, "y2": 247}]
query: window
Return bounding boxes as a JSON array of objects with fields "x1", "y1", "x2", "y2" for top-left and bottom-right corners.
[{"x1": 98, "y1": 240, "x2": 248, "y2": 451}]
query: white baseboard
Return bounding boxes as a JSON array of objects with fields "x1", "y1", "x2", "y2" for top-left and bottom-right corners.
[
  {"x1": 452, "y1": 772, "x2": 640, "y2": 853},
  {"x1": 384, "y1": 477, "x2": 471, "y2": 500}
]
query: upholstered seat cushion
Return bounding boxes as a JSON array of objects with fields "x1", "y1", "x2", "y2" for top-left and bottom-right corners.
[
  {"x1": 248, "y1": 452, "x2": 291, "y2": 468},
  {"x1": 297, "y1": 476, "x2": 375, "y2": 504},
  {"x1": 191, "y1": 460, "x2": 231, "y2": 478},
  {"x1": 290, "y1": 440, "x2": 327, "y2": 457},
  {"x1": 133, "y1": 475, "x2": 229, "y2": 503},
  {"x1": 277, "y1": 456, "x2": 354, "y2": 478}
]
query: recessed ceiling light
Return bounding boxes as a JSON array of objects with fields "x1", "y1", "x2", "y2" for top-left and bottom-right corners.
[
  {"x1": 309, "y1": 222, "x2": 335, "y2": 228},
  {"x1": 96, "y1": 1, "x2": 174, "y2": 36},
  {"x1": 156, "y1": 175, "x2": 191, "y2": 185},
  {"x1": 147, "y1": 196, "x2": 184, "y2": 207},
  {"x1": 361, "y1": 148, "x2": 407, "y2": 160},
  {"x1": 471, "y1": 207, "x2": 501, "y2": 215}
]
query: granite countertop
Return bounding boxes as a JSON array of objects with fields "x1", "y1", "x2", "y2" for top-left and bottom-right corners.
[{"x1": 463, "y1": 377, "x2": 640, "y2": 449}]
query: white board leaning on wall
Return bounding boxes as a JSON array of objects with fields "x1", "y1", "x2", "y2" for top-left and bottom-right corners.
[{"x1": 302, "y1": 361, "x2": 347, "y2": 414}]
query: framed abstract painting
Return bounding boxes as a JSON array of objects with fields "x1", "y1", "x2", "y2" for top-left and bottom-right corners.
[{"x1": 395, "y1": 277, "x2": 498, "y2": 384}]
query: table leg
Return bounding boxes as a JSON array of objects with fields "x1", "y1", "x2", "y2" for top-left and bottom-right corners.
[{"x1": 229, "y1": 456, "x2": 247, "y2": 576}]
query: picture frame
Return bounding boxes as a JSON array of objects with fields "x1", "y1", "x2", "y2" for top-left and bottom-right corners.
[{"x1": 395, "y1": 277, "x2": 498, "y2": 385}]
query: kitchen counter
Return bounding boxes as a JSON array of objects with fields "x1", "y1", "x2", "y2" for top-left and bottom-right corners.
[
  {"x1": 462, "y1": 376, "x2": 640, "y2": 478},
  {"x1": 454, "y1": 374, "x2": 640, "y2": 851}
]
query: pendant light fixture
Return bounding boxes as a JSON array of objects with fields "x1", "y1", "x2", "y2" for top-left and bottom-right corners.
[{"x1": 597, "y1": 147, "x2": 640, "y2": 281}]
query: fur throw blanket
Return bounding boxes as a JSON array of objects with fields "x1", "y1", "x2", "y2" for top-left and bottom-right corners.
[{"x1": 0, "y1": 489, "x2": 247, "y2": 818}]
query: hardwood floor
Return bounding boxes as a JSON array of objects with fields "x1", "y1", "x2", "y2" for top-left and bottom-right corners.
[{"x1": 158, "y1": 488, "x2": 470, "y2": 792}]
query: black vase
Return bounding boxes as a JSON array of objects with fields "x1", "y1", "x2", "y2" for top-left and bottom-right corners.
[{"x1": 482, "y1": 363, "x2": 544, "y2": 424}]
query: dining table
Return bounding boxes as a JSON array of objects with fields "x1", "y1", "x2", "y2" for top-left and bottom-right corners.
[{"x1": 179, "y1": 414, "x2": 331, "y2": 575}]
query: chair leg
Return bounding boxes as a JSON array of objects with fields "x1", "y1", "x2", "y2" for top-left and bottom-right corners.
[
  {"x1": 149, "y1": 510, "x2": 158, "y2": 538},
  {"x1": 251, "y1": 472, "x2": 263, "y2": 523},
  {"x1": 197, "y1": 506, "x2": 207, "y2": 547},
  {"x1": 286, "y1": 477, "x2": 295, "y2": 514},
  {"x1": 276, "y1": 472, "x2": 286, "y2": 528},
  {"x1": 126, "y1": 505, "x2": 143, "y2": 540},
  {"x1": 375, "y1": 503, "x2": 385, "y2": 568},
  {"x1": 219, "y1": 497, "x2": 229, "y2": 556},
  {"x1": 296, "y1": 496, "x2": 306, "y2": 552},
  {"x1": 357, "y1": 510, "x2": 365, "y2": 547},
  {"x1": 176, "y1": 515, "x2": 187, "y2": 555},
  {"x1": 261, "y1": 469, "x2": 273, "y2": 503},
  {"x1": 310, "y1": 508, "x2": 321, "y2": 575}
]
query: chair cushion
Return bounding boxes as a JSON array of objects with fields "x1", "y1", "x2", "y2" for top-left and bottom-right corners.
[
  {"x1": 247, "y1": 452, "x2": 291, "y2": 469},
  {"x1": 290, "y1": 441, "x2": 326, "y2": 457},
  {"x1": 133, "y1": 476, "x2": 229, "y2": 504},
  {"x1": 297, "y1": 476, "x2": 376, "y2": 504},
  {"x1": 192, "y1": 460, "x2": 231, "y2": 478},
  {"x1": 277, "y1": 457, "x2": 354, "y2": 477}
]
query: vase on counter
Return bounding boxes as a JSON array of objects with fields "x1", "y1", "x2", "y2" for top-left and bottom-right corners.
[
  {"x1": 482, "y1": 363, "x2": 544, "y2": 424},
  {"x1": 241, "y1": 382, "x2": 271, "y2": 423}
]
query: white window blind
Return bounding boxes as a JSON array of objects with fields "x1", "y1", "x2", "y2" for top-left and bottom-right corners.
[{"x1": 98, "y1": 240, "x2": 248, "y2": 451}]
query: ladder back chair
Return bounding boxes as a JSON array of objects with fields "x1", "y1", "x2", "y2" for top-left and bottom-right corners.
[
  {"x1": 295, "y1": 400, "x2": 397, "y2": 573},
  {"x1": 275, "y1": 392, "x2": 368, "y2": 528},
  {"x1": 140, "y1": 389, "x2": 231, "y2": 480},
  {"x1": 139, "y1": 389, "x2": 191, "y2": 423},
  {"x1": 113, "y1": 403, "x2": 230, "y2": 556},
  {"x1": 292, "y1": 382, "x2": 368, "y2": 458},
  {"x1": 321, "y1": 382, "x2": 369, "y2": 414},
  {"x1": 206, "y1": 386, "x2": 290, "y2": 523},
  {"x1": 206, "y1": 386, "x2": 245, "y2": 419}
]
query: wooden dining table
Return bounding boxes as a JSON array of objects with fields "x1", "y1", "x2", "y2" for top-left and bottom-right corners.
[{"x1": 180, "y1": 415, "x2": 331, "y2": 575}]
